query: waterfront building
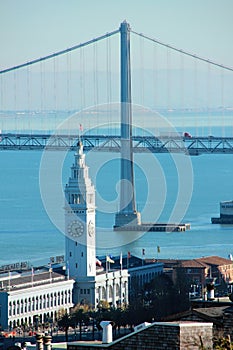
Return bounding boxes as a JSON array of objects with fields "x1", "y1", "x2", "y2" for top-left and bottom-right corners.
[
  {"x1": 64, "y1": 141, "x2": 129, "y2": 308},
  {"x1": 98, "y1": 255, "x2": 164, "y2": 301},
  {"x1": 0, "y1": 267, "x2": 74, "y2": 329}
]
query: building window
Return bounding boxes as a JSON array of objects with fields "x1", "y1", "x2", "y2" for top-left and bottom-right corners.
[{"x1": 70, "y1": 252, "x2": 72, "y2": 257}]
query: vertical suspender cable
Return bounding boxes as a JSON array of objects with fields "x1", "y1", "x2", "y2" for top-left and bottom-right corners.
[
  {"x1": 106, "y1": 36, "x2": 112, "y2": 134},
  {"x1": 80, "y1": 47, "x2": 86, "y2": 112},
  {"x1": 221, "y1": 68, "x2": 225, "y2": 137},
  {"x1": 207, "y1": 62, "x2": 211, "y2": 136},
  {"x1": 139, "y1": 36, "x2": 144, "y2": 107},
  {"x1": 93, "y1": 41, "x2": 99, "y2": 135},
  {"x1": 193, "y1": 57, "x2": 198, "y2": 137},
  {"x1": 179, "y1": 53, "x2": 184, "y2": 133},
  {"x1": 79, "y1": 48, "x2": 83, "y2": 111},
  {"x1": 0, "y1": 74, "x2": 4, "y2": 132},
  {"x1": 93, "y1": 43, "x2": 97, "y2": 106},
  {"x1": 153, "y1": 45, "x2": 157, "y2": 108},
  {"x1": 82, "y1": 48, "x2": 86, "y2": 110},
  {"x1": 0, "y1": 74, "x2": 2, "y2": 133},
  {"x1": 106, "y1": 36, "x2": 109, "y2": 134},
  {"x1": 0, "y1": 75, "x2": 3, "y2": 111},
  {"x1": 166, "y1": 47, "x2": 171, "y2": 113},
  {"x1": 14, "y1": 71, "x2": 17, "y2": 111},
  {"x1": 139, "y1": 36, "x2": 145, "y2": 135},
  {"x1": 66, "y1": 51, "x2": 71, "y2": 112},
  {"x1": 40, "y1": 61, "x2": 45, "y2": 132},
  {"x1": 95, "y1": 42, "x2": 99, "y2": 107},
  {"x1": 53, "y1": 56, "x2": 57, "y2": 133},
  {"x1": 14, "y1": 71, "x2": 17, "y2": 132},
  {"x1": 27, "y1": 65, "x2": 31, "y2": 133},
  {"x1": 153, "y1": 44, "x2": 158, "y2": 136}
]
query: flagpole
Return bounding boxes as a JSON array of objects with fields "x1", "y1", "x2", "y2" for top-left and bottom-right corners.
[
  {"x1": 31, "y1": 267, "x2": 34, "y2": 287},
  {"x1": 67, "y1": 261, "x2": 70, "y2": 280},
  {"x1": 8, "y1": 271, "x2": 11, "y2": 288},
  {"x1": 106, "y1": 256, "x2": 108, "y2": 274},
  {"x1": 49, "y1": 262, "x2": 52, "y2": 283}
]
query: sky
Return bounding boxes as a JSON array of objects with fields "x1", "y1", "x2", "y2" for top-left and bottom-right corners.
[{"x1": 0, "y1": 0, "x2": 233, "y2": 70}]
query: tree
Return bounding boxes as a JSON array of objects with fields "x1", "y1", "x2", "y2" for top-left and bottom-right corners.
[
  {"x1": 97, "y1": 300, "x2": 110, "y2": 311},
  {"x1": 132, "y1": 272, "x2": 190, "y2": 321},
  {"x1": 71, "y1": 304, "x2": 90, "y2": 340},
  {"x1": 57, "y1": 312, "x2": 72, "y2": 342}
]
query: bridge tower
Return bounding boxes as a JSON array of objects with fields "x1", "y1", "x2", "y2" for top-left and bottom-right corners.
[{"x1": 114, "y1": 21, "x2": 141, "y2": 227}]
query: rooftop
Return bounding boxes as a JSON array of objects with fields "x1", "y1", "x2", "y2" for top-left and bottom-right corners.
[{"x1": 0, "y1": 267, "x2": 73, "y2": 292}]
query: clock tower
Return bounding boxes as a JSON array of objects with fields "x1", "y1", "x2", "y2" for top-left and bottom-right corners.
[{"x1": 64, "y1": 140, "x2": 96, "y2": 279}]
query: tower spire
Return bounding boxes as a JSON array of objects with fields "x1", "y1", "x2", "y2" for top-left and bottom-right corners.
[{"x1": 64, "y1": 141, "x2": 96, "y2": 279}]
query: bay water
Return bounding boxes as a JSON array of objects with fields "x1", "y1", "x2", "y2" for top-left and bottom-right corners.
[{"x1": 0, "y1": 114, "x2": 232, "y2": 266}]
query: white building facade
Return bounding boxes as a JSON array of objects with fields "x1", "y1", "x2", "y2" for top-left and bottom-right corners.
[{"x1": 0, "y1": 270, "x2": 74, "y2": 330}]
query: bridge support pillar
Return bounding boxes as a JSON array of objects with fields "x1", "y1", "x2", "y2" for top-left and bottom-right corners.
[{"x1": 114, "y1": 21, "x2": 141, "y2": 228}]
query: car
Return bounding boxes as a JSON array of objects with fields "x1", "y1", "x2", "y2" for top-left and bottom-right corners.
[{"x1": 183, "y1": 132, "x2": 192, "y2": 138}]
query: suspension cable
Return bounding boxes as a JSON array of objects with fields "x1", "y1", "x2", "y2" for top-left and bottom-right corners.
[
  {"x1": 0, "y1": 29, "x2": 119, "y2": 75},
  {"x1": 131, "y1": 30, "x2": 233, "y2": 72}
]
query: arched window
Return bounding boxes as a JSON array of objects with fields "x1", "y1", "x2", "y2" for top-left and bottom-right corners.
[
  {"x1": 17, "y1": 300, "x2": 20, "y2": 315},
  {"x1": 109, "y1": 285, "x2": 113, "y2": 299},
  {"x1": 9, "y1": 302, "x2": 12, "y2": 316},
  {"x1": 116, "y1": 284, "x2": 120, "y2": 297},
  {"x1": 102, "y1": 287, "x2": 106, "y2": 299},
  {"x1": 32, "y1": 297, "x2": 35, "y2": 311},
  {"x1": 36, "y1": 296, "x2": 39, "y2": 311}
]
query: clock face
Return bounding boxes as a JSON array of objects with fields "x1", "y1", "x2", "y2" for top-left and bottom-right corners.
[
  {"x1": 68, "y1": 220, "x2": 84, "y2": 237},
  {"x1": 88, "y1": 220, "x2": 95, "y2": 237}
]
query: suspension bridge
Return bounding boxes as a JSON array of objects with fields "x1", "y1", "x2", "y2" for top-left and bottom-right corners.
[
  {"x1": 0, "y1": 20, "x2": 233, "y2": 155},
  {"x1": 1, "y1": 20, "x2": 233, "y2": 229}
]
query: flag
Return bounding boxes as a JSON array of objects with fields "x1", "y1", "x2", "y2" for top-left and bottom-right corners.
[
  {"x1": 96, "y1": 258, "x2": 102, "y2": 266},
  {"x1": 157, "y1": 246, "x2": 160, "y2": 253},
  {"x1": 106, "y1": 255, "x2": 115, "y2": 264},
  {"x1": 127, "y1": 251, "x2": 131, "y2": 259},
  {"x1": 120, "y1": 252, "x2": 122, "y2": 266},
  {"x1": 142, "y1": 248, "x2": 145, "y2": 256}
]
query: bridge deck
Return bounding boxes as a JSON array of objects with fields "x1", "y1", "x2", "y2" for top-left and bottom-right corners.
[{"x1": 0, "y1": 134, "x2": 233, "y2": 154}]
